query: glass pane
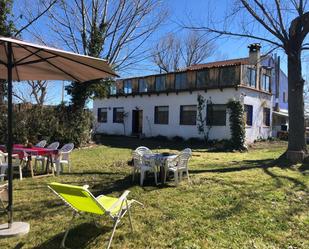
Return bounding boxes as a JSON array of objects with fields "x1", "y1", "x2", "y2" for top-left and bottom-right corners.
[
  {"x1": 139, "y1": 79, "x2": 148, "y2": 92},
  {"x1": 155, "y1": 106, "x2": 169, "y2": 124},
  {"x1": 155, "y1": 75, "x2": 166, "y2": 91},
  {"x1": 249, "y1": 69, "x2": 256, "y2": 87},
  {"x1": 180, "y1": 105, "x2": 197, "y2": 125},
  {"x1": 196, "y1": 70, "x2": 207, "y2": 88},
  {"x1": 244, "y1": 105, "x2": 253, "y2": 126},
  {"x1": 207, "y1": 104, "x2": 226, "y2": 126},
  {"x1": 124, "y1": 80, "x2": 132, "y2": 94},
  {"x1": 157, "y1": 106, "x2": 168, "y2": 112},
  {"x1": 113, "y1": 108, "x2": 124, "y2": 123},
  {"x1": 182, "y1": 105, "x2": 197, "y2": 112},
  {"x1": 175, "y1": 73, "x2": 187, "y2": 90},
  {"x1": 110, "y1": 84, "x2": 117, "y2": 95},
  {"x1": 263, "y1": 108, "x2": 270, "y2": 126}
]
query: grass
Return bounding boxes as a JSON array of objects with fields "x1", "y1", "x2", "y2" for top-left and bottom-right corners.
[{"x1": 0, "y1": 136, "x2": 309, "y2": 249}]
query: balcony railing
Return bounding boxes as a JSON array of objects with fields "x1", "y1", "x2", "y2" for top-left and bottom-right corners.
[{"x1": 108, "y1": 65, "x2": 271, "y2": 96}]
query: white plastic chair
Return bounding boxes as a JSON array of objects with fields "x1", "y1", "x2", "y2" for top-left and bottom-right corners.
[
  {"x1": 34, "y1": 142, "x2": 60, "y2": 171},
  {"x1": 132, "y1": 151, "x2": 142, "y2": 182},
  {"x1": 131, "y1": 146, "x2": 152, "y2": 182},
  {"x1": 182, "y1": 148, "x2": 192, "y2": 156},
  {"x1": 47, "y1": 142, "x2": 60, "y2": 150},
  {"x1": 0, "y1": 183, "x2": 8, "y2": 218},
  {"x1": 164, "y1": 150, "x2": 192, "y2": 185},
  {"x1": 135, "y1": 146, "x2": 152, "y2": 155},
  {"x1": 35, "y1": 140, "x2": 47, "y2": 148},
  {"x1": 140, "y1": 152, "x2": 157, "y2": 186},
  {"x1": 0, "y1": 151, "x2": 23, "y2": 181},
  {"x1": 54, "y1": 143, "x2": 74, "y2": 175}
]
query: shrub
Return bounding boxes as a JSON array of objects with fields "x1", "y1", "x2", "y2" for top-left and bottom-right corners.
[
  {"x1": 0, "y1": 104, "x2": 93, "y2": 147},
  {"x1": 277, "y1": 131, "x2": 288, "y2": 141},
  {"x1": 171, "y1": 136, "x2": 184, "y2": 142},
  {"x1": 227, "y1": 100, "x2": 246, "y2": 151},
  {"x1": 186, "y1": 137, "x2": 203, "y2": 144},
  {"x1": 151, "y1": 135, "x2": 168, "y2": 141}
]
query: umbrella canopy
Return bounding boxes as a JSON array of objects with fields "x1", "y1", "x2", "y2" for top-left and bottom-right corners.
[
  {"x1": 0, "y1": 36, "x2": 117, "y2": 232},
  {"x1": 0, "y1": 36, "x2": 118, "y2": 81}
]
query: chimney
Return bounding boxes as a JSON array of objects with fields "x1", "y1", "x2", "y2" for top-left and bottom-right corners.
[
  {"x1": 248, "y1": 43, "x2": 261, "y2": 65},
  {"x1": 248, "y1": 43, "x2": 261, "y2": 89}
]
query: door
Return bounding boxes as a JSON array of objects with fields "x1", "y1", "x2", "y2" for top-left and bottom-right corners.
[{"x1": 132, "y1": 110, "x2": 143, "y2": 134}]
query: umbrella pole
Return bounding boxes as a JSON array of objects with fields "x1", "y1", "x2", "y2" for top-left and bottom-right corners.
[
  {"x1": 0, "y1": 41, "x2": 29, "y2": 237},
  {"x1": 7, "y1": 42, "x2": 13, "y2": 227}
]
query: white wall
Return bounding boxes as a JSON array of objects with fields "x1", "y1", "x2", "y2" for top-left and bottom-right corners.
[
  {"x1": 242, "y1": 88, "x2": 273, "y2": 142},
  {"x1": 93, "y1": 87, "x2": 272, "y2": 143}
]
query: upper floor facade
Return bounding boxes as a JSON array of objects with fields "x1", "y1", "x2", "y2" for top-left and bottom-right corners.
[
  {"x1": 108, "y1": 58, "x2": 272, "y2": 96},
  {"x1": 106, "y1": 44, "x2": 288, "y2": 113}
]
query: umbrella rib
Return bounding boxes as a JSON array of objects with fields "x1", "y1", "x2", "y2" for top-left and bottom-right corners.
[
  {"x1": 17, "y1": 56, "x2": 58, "y2": 66},
  {"x1": 11, "y1": 48, "x2": 21, "y2": 82},
  {"x1": 4, "y1": 43, "x2": 8, "y2": 63},
  {"x1": 36, "y1": 49, "x2": 118, "y2": 77},
  {"x1": 14, "y1": 48, "x2": 44, "y2": 65},
  {"x1": 19, "y1": 44, "x2": 81, "y2": 82},
  {"x1": 0, "y1": 59, "x2": 6, "y2": 66}
]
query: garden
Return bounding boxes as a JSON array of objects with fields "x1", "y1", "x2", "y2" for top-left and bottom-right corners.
[{"x1": 0, "y1": 136, "x2": 308, "y2": 249}]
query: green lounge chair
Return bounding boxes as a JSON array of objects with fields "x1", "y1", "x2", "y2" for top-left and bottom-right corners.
[{"x1": 48, "y1": 182, "x2": 143, "y2": 249}]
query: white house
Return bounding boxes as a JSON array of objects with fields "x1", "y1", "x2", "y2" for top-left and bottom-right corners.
[{"x1": 93, "y1": 44, "x2": 288, "y2": 143}]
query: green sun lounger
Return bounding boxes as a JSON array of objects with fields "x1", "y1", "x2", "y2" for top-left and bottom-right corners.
[{"x1": 48, "y1": 182, "x2": 143, "y2": 249}]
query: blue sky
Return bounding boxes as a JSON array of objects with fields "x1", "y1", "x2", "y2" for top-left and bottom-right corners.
[{"x1": 13, "y1": 0, "x2": 308, "y2": 106}]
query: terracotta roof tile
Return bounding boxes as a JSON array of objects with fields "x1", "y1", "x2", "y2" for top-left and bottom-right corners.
[{"x1": 185, "y1": 57, "x2": 249, "y2": 71}]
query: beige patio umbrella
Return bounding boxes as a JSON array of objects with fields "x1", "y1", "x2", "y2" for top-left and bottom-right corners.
[{"x1": 0, "y1": 36, "x2": 118, "y2": 236}]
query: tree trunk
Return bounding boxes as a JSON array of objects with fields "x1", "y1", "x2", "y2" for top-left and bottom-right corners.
[{"x1": 287, "y1": 51, "x2": 307, "y2": 161}]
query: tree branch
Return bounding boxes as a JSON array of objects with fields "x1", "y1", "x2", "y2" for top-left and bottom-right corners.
[
  {"x1": 15, "y1": 0, "x2": 57, "y2": 36},
  {"x1": 185, "y1": 26, "x2": 283, "y2": 48}
]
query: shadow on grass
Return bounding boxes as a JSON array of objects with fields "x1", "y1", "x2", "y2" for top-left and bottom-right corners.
[
  {"x1": 299, "y1": 158, "x2": 309, "y2": 174},
  {"x1": 190, "y1": 153, "x2": 309, "y2": 191},
  {"x1": 62, "y1": 171, "x2": 120, "y2": 176},
  {"x1": 33, "y1": 223, "x2": 103, "y2": 249},
  {"x1": 13, "y1": 243, "x2": 25, "y2": 249},
  {"x1": 91, "y1": 171, "x2": 174, "y2": 196}
]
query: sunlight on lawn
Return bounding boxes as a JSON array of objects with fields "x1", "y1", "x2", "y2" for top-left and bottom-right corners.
[{"x1": 0, "y1": 138, "x2": 308, "y2": 249}]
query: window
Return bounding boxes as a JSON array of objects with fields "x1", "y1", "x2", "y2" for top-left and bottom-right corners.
[
  {"x1": 123, "y1": 80, "x2": 132, "y2": 94},
  {"x1": 261, "y1": 74, "x2": 270, "y2": 91},
  {"x1": 175, "y1": 73, "x2": 188, "y2": 90},
  {"x1": 206, "y1": 104, "x2": 227, "y2": 126},
  {"x1": 154, "y1": 106, "x2": 169, "y2": 124},
  {"x1": 155, "y1": 75, "x2": 166, "y2": 91},
  {"x1": 110, "y1": 84, "x2": 117, "y2": 95},
  {"x1": 113, "y1": 107, "x2": 124, "y2": 123},
  {"x1": 196, "y1": 70, "x2": 208, "y2": 88},
  {"x1": 180, "y1": 105, "x2": 197, "y2": 125},
  {"x1": 219, "y1": 67, "x2": 237, "y2": 86},
  {"x1": 244, "y1": 105, "x2": 253, "y2": 126},
  {"x1": 97, "y1": 108, "x2": 107, "y2": 123},
  {"x1": 246, "y1": 68, "x2": 256, "y2": 88},
  {"x1": 263, "y1": 108, "x2": 270, "y2": 126},
  {"x1": 139, "y1": 78, "x2": 148, "y2": 92}
]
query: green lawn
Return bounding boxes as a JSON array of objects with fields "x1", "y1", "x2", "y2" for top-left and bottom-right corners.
[{"x1": 0, "y1": 137, "x2": 308, "y2": 249}]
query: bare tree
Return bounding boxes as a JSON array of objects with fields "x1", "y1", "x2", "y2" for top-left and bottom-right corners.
[
  {"x1": 153, "y1": 33, "x2": 181, "y2": 72},
  {"x1": 0, "y1": 0, "x2": 57, "y2": 105},
  {"x1": 13, "y1": 80, "x2": 48, "y2": 106},
  {"x1": 182, "y1": 31, "x2": 215, "y2": 67},
  {"x1": 185, "y1": 0, "x2": 309, "y2": 161},
  {"x1": 152, "y1": 31, "x2": 214, "y2": 73},
  {"x1": 45, "y1": 0, "x2": 166, "y2": 71},
  {"x1": 34, "y1": 0, "x2": 167, "y2": 109}
]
